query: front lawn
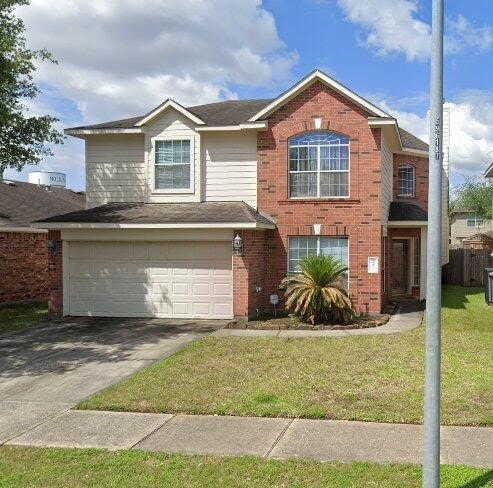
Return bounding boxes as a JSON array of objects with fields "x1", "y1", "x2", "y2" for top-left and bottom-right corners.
[
  {"x1": 0, "y1": 301, "x2": 48, "y2": 337},
  {"x1": 78, "y1": 286, "x2": 493, "y2": 426},
  {"x1": 0, "y1": 446, "x2": 492, "y2": 488}
]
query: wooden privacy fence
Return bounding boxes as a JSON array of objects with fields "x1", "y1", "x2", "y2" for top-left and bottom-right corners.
[{"x1": 443, "y1": 248, "x2": 493, "y2": 287}]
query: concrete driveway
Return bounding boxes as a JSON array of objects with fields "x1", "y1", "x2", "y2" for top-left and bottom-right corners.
[{"x1": 0, "y1": 317, "x2": 224, "y2": 444}]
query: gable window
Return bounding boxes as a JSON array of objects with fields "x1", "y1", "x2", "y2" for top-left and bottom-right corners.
[
  {"x1": 467, "y1": 216, "x2": 485, "y2": 228},
  {"x1": 288, "y1": 236, "x2": 349, "y2": 281},
  {"x1": 154, "y1": 139, "x2": 193, "y2": 191},
  {"x1": 397, "y1": 164, "x2": 415, "y2": 197},
  {"x1": 289, "y1": 131, "x2": 349, "y2": 198}
]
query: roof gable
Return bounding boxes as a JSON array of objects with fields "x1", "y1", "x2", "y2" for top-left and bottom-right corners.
[
  {"x1": 248, "y1": 70, "x2": 390, "y2": 121},
  {"x1": 135, "y1": 99, "x2": 206, "y2": 126}
]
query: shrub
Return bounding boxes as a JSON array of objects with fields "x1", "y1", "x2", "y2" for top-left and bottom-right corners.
[{"x1": 280, "y1": 254, "x2": 356, "y2": 325}]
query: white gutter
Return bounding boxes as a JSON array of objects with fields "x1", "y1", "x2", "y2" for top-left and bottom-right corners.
[
  {"x1": 1, "y1": 226, "x2": 48, "y2": 233},
  {"x1": 195, "y1": 122, "x2": 267, "y2": 132},
  {"x1": 65, "y1": 128, "x2": 143, "y2": 136},
  {"x1": 387, "y1": 221, "x2": 428, "y2": 227},
  {"x1": 32, "y1": 222, "x2": 276, "y2": 230}
]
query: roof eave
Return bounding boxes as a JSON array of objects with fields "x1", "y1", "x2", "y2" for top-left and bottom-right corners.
[
  {"x1": 65, "y1": 128, "x2": 143, "y2": 137},
  {"x1": 484, "y1": 162, "x2": 493, "y2": 178},
  {"x1": 248, "y1": 69, "x2": 390, "y2": 122},
  {"x1": 387, "y1": 220, "x2": 428, "y2": 227},
  {"x1": 32, "y1": 221, "x2": 276, "y2": 230},
  {"x1": 195, "y1": 121, "x2": 268, "y2": 132}
]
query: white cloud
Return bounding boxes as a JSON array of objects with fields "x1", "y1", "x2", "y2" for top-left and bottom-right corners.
[
  {"x1": 337, "y1": 0, "x2": 430, "y2": 61},
  {"x1": 18, "y1": 0, "x2": 297, "y2": 122},
  {"x1": 374, "y1": 93, "x2": 493, "y2": 177},
  {"x1": 6, "y1": 0, "x2": 296, "y2": 188},
  {"x1": 337, "y1": 0, "x2": 493, "y2": 61}
]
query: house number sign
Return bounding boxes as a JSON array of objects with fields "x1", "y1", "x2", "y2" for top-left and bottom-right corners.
[{"x1": 367, "y1": 257, "x2": 379, "y2": 274}]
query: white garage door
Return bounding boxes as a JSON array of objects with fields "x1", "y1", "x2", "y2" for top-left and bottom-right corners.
[{"x1": 67, "y1": 241, "x2": 233, "y2": 318}]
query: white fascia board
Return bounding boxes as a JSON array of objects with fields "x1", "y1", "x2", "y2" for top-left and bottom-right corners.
[
  {"x1": 399, "y1": 148, "x2": 429, "y2": 157},
  {"x1": 32, "y1": 222, "x2": 276, "y2": 230},
  {"x1": 484, "y1": 162, "x2": 493, "y2": 178},
  {"x1": 65, "y1": 128, "x2": 143, "y2": 137},
  {"x1": 135, "y1": 99, "x2": 205, "y2": 126},
  {"x1": 387, "y1": 221, "x2": 428, "y2": 227},
  {"x1": 1, "y1": 226, "x2": 48, "y2": 233},
  {"x1": 195, "y1": 121, "x2": 268, "y2": 132},
  {"x1": 249, "y1": 70, "x2": 390, "y2": 122}
]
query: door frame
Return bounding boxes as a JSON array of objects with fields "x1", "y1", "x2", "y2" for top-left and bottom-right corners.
[{"x1": 391, "y1": 237, "x2": 412, "y2": 297}]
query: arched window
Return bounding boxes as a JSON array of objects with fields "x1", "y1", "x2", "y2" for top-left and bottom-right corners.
[
  {"x1": 397, "y1": 164, "x2": 415, "y2": 197},
  {"x1": 289, "y1": 131, "x2": 350, "y2": 198}
]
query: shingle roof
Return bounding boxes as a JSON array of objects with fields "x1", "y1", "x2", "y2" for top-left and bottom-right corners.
[
  {"x1": 398, "y1": 127, "x2": 428, "y2": 151},
  {"x1": 389, "y1": 201, "x2": 428, "y2": 221},
  {"x1": 0, "y1": 180, "x2": 85, "y2": 228},
  {"x1": 37, "y1": 201, "x2": 276, "y2": 226},
  {"x1": 67, "y1": 99, "x2": 428, "y2": 152}
]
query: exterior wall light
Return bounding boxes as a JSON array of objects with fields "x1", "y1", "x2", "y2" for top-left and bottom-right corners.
[
  {"x1": 47, "y1": 239, "x2": 57, "y2": 254},
  {"x1": 233, "y1": 234, "x2": 245, "y2": 256}
]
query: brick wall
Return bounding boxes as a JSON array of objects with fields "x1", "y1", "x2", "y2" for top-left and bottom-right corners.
[
  {"x1": 232, "y1": 229, "x2": 270, "y2": 318},
  {"x1": 0, "y1": 231, "x2": 48, "y2": 303},
  {"x1": 256, "y1": 80, "x2": 384, "y2": 314},
  {"x1": 47, "y1": 230, "x2": 63, "y2": 316},
  {"x1": 393, "y1": 153, "x2": 429, "y2": 209}
]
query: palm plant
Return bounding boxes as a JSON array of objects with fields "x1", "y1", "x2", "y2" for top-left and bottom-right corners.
[{"x1": 281, "y1": 254, "x2": 356, "y2": 325}]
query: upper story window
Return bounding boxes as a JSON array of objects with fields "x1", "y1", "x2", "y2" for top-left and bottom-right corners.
[
  {"x1": 467, "y1": 216, "x2": 485, "y2": 228},
  {"x1": 397, "y1": 164, "x2": 415, "y2": 197},
  {"x1": 154, "y1": 139, "x2": 193, "y2": 191},
  {"x1": 289, "y1": 131, "x2": 350, "y2": 198}
]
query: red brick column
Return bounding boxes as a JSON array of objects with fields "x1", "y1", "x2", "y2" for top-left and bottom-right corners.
[
  {"x1": 232, "y1": 230, "x2": 269, "y2": 319},
  {"x1": 47, "y1": 230, "x2": 63, "y2": 317}
]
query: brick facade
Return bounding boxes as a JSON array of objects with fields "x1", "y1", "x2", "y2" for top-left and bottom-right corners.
[
  {"x1": 256, "y1": 81, "x2": 385, "y2": 315},
  {"x1": 47, "y1": 230, "x2": 63, "y2": 317},
  {"x1": 393, "y1": 153, "x2": 429, "y2": 209},
  {"x1": 0, "y1": 231, "x2": 48, "y2": 304}
]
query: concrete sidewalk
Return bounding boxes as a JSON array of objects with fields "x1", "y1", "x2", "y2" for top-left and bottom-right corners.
[
  {"x1": 5, "y1": 410, "x2": 493, "y2": 468},
  {"x1": 213, "y1": 300, "x2": 423, "y2": 338}
]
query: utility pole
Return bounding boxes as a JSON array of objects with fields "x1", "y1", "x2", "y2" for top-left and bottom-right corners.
[{"x1": 423, "y1": 0, "x2": 444, "y2": 487}]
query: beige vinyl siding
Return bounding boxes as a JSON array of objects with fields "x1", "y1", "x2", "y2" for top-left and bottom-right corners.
[
  {"x1": 144, "y1": 110, "x2": 200, "y2": 203},
  {"x1": 381, "y1": 134, "x2": 393, "y2": 225},
  {"x1": 203, "y1": 131, "x2": 257, "y2": 208},
  {"x1": 450, "y1": 213, "x2": 492, "y2": 247},
  {"x1": 442, "y1": 106, "x2": 450, "y2": 263},
  {"x1": 86, "y1": 134, "x2": 145, "y2": 208}
]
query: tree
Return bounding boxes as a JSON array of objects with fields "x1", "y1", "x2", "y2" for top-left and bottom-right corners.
[
  {"x1": 452, "y1": 177, "x2": 493, "y2": 221},
  {"x1": 0, "y1": 0, "x2": 63, "y2": 174},
  {"x1": 280, "y1": 254, "x2": 356, "y2": 325}
]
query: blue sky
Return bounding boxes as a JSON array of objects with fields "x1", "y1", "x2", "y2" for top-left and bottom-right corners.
[{"x1": 6, "y1": 0, "x2": 493, "y2": 190}]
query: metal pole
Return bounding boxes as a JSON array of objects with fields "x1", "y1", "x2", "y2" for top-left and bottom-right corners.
[{"x1": 423, "y1": 0, "x2": 444, "y2": 487}]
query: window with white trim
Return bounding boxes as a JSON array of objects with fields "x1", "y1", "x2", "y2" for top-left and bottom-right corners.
[
  {"x1": 397, "y1": 164, "x2": 415, "y2": 197},
  {"x1": 289, "y1": 131, "x2": 349, "y2": 198},
  {"x1": 288, "y1": 236, "x2": 349, "y2": 277},
  {"x1": 466, "y1": 216, "x2": 484, "y2": 228},
  {"x1": 154, "y1": 139, "x2": 192, "y2": 190}
]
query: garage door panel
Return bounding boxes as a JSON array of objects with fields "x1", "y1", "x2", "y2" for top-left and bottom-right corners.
[{"x1": 68, "y1": 241, "x2": 232, "y2": 319}]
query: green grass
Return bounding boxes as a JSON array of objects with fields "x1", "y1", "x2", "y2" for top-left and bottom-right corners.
[
  {"x1": 0, "y1": 446, "x2": 492, "y2": 488},
  {"x1": 0, "y1": 301, "x2": 48, "y2": 337},
  {"x1": 78, "y1": 286, "x2": 493, "y2": 426}
]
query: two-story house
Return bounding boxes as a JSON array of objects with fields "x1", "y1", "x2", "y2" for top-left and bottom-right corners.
[
  {"x1": 37, "y1": 70, "x2": 446, "y2": 319},
  {"x1": 450, "y1": 208, "x2": 492, "y2": 248}
]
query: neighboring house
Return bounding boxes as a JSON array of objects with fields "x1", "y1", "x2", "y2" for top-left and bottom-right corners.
[
  {"x1": 36, "y1": 70, "x2": 448, "y2": 319},
  {"x1": 450, "y1": 209, "x2": 492, "y2": 248},
  {"x1": 0, "y1": 179, "x2": 85, "y2": 304}
]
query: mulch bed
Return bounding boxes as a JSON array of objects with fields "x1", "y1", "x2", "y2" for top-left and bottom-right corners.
[{"x1": 226, "y1": 303, "x2": 396, "y2": 331}]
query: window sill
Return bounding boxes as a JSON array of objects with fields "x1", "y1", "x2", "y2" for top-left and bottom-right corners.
[
  {"x1": 278, "y1": 198, "x2": 361, "y2": 204},
  {"x1": 151, "y1": 189, "x2": 195, "y2": 195}
]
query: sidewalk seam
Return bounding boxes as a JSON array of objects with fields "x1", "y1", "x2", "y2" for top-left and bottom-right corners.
[
  {"x1": 1, "y1": 404, "x2": 74, "y2": 445},
  {"x1": 129, "y1": 414, "x2": 176, "y2": 449},
  {"x1": 264, "y1": 418, "x2": 294, "y2": 458}
]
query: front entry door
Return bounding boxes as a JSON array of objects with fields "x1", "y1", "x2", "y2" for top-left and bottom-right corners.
[{"x1": 392, "y1": 240, "x2": 408, "y2": 296}]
